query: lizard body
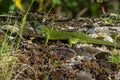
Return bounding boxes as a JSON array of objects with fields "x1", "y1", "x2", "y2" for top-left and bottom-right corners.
[{"x1": 30, "y1": 21, "x2": 120, "y2": 48}]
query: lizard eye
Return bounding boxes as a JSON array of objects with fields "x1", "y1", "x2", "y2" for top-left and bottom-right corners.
[
  {"x1": 29, "y1": 21, "x2": 40, "y2": 33},
  {"x1": 30, "y1": 21, "x2": 35, "y2": 26},
  {"x1": 29, "y1": 21, "x2": 36, "y2": 30}
]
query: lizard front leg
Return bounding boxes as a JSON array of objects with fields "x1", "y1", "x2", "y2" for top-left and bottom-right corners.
[
  {"x1": 44, "y1": 28, "x2": 53, "y2": 46},
  {"x1": 45, "y1": 34, "x2": 49, "y2": 45}
]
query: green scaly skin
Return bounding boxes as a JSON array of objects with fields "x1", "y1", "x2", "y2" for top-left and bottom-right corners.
[{"x1": 30, "y1": 21, "x2": 120, "y2": 48}]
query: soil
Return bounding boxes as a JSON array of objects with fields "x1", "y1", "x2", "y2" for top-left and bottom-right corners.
[{"x1": 0, "y1": 12, "x2": 120, "y2": 80}]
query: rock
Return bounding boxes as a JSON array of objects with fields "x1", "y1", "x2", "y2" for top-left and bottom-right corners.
[{"x1": 77, "y1": 71, "x2": 93, "y2": 80}]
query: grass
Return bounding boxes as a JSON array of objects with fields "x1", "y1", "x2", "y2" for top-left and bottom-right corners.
[
  {"x1": 0, "y1": 0, "x2": 58, "y2": 79},
  {"x1": 0, "y1": 16, "x2": 17, "y2": 79},
  {"x1": 0, "y1": 0, "x2": 34, "y2": 79}
]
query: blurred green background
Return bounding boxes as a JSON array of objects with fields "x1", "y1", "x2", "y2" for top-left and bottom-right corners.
[{"x1": 0, "y1": 0, "x2": 120, "y2": 17}]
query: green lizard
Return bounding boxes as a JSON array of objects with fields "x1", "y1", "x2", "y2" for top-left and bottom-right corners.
[{"x1": 30, "y1": 21, "x2": 120, "y2": 48}]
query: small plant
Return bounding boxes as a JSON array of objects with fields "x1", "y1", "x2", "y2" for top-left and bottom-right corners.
[
  {"x1": 108, "y1": 54, "x2": 120, "y2": 64},
  {"x1": 101, "y1": 17, "x2": 113, "y2": 24},
  {"x1": 108, "y1": 35, "x2": 120, "y2": 64},
  {"x1": 45, "y1": 58, "x2": 58, "y2": 80}
]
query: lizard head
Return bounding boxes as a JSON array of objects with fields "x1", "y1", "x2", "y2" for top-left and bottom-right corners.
[
  {"x1": 29, "y1": 21, "x2": 40, "y2": 32},
  {"x1": 29, "y1": 21, "x2": 48, "y2": 37}
]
